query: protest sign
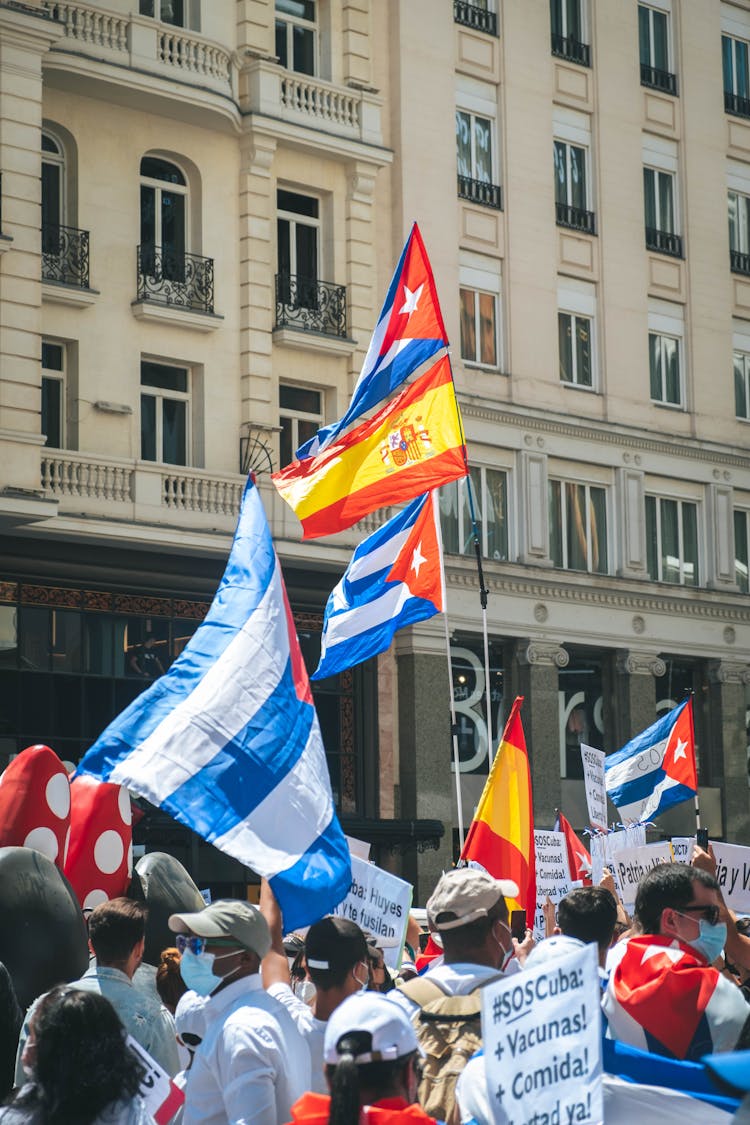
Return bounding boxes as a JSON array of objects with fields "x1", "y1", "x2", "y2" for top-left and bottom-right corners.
[
  {"x1": 611, "y1": 841, "x2": 673, "y2": 910},
  {"x1": 127, "y1": 1036, "x2": 185, "y2": 1125},
  {"x1": 534, "y1": 830, "x2": 573, "y2": 939},
  {"x1": 670, "y1": 836, "x2": 693, "y2": 864},
  {"x1": 590, "y1": 825, "x2": 646, "y2": 887},
  {"x1": 482, "y1": 943, "x2": 603, "y2": 1125},
  {"x1": 580, "y1": 744, "x2": 608, "y2": 833},
  {"x1": 346, "y1": 834, "x2": 371, "y2": 861},
  {"x1": 332, "y1": 853, "x2": 412, "y2": 969},
  {"x1": 670, "y1": 838, "x2": 750, "y2": 913}
]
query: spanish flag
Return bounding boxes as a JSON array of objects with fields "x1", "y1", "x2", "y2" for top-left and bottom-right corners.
[
  {"x1": 460, "y1": 696, "x2": 536, "y2": 915},
  {"x1": 272, "y1": 356, "x2": 466, "y2": 539}
]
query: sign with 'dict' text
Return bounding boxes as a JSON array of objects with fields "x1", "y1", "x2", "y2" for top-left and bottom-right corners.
[
  {"x1": 482, "y1": 943, "x2": 603, "y2": 1125},
  {"x1": 331, "y1": 853, "x2": 412, "y2": 969},
  {"x1": 671, "y1": 838, "x2": 750, "y2": 913},
  {"x1": 610, "y1": 841, "x2": 674, "y2": 911},
  {"x1": 534, "y1": 830, "x2": 573, "y2": 940},
  {"x1": 580, "y1": 744, "x2": 608, "y2": 833}
]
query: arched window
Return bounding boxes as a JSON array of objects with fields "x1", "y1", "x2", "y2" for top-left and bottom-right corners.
[
  {"x1": 140, "y1": 156, "x2": 187, "y2": 281},
  {"x1": 42, "y1": 132, "x2": 65, "y2": 248}
]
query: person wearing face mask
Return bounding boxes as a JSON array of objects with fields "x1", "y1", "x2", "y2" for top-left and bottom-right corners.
[
  {"x1": 603, "y1": 862, "x2": 750, "y2": 1061},
  {"x1": 259, "y1": 879, "x2": 371, "y2": 1095},
  {"x1": 168, "y1": 899, "x2": 310, "y2": 1125}
]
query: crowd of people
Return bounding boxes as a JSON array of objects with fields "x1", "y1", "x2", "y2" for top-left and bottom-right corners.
[{"x1": 1, "y1": 843, "x2": 750, "y2": 1125}]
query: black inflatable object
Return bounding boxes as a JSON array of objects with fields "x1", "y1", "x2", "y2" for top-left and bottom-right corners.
[
  {"x1": 130, "y1": 851, "x2": 206, "y2": 965},
  {"x1": 0, "y1": 846, "x2": 88, "y2": 1010}
]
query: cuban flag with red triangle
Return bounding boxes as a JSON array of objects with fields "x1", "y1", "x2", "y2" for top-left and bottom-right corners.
[
  {"x1": 295, "y1": 222, "x2": 449, "y2": 459},
  {"x1": 312, "y1": 492, "x2": 443, "y2": 680},
  {"x1": 605, "y1": 698, "x2": 697, "y2": 824}
]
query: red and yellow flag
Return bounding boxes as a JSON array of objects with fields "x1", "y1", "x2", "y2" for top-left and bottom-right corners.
[
  {"x1": 272, "y1": 356, "x2": 466, "y2": 539},
  {"x1": 460, "y1": 696, "x2": 536, "y2": 915}
]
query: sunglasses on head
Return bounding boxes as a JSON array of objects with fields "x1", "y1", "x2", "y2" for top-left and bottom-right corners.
[
  {"x1": 175, "y1": 935, "x2": 241, "y2": 956},
  {"x1": 680, "y1": 904, "x2": 721, "y2": 926}
]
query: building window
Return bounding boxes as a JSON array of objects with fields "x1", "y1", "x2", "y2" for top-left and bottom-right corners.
[
  {"x1": 558, "y1": 312, "x2": 592, "y2": 387},
  {"x1": 41, "y1": 341, "x2": 64, "y2": 449},
  {"x1": 550, "y1": 0, "x2": 590, "y2": 66},
  {"x1": 139, "y1": 0, "x2": 186, "y2": 26},
  {"x1": 554, "y1": 139, "x2": 595, "y2": 233},
  {"x1": 729, "y1": 190, "x2": 750, "y2": 274},
  {"x1": 735, "y1": 510, "x2": 749, "y2": 592},
  {"x1": 735, "y1": 350, "x2": 750, "y2": 420},
  {"x1": 644, "y1": 167, "x2": 681, "y2": 257},
  {"x1": 277, "y1": 189, "x2": 319, "y2": 306},
  {"x1": 639, "y1": 4, "x2": 676, "y2": 93},
  {"x1": 723, "y1": 33, "x2": 750, "y2": 118},
  {"x1": 649, "y1": 332, "x2": 681, "y2": 406},
  {"x1": 140, "y1": 156, "x2": 187, "y2": 279},
  {"x1": 41, "y1": 132, "x2": 64, "y2": 238},
  {"x1": 279, "y1": 384, "x2": 323, "y2": 467},
  {"x1": 275, "y1": 0, "x2": 316, "y2": 76},
  {"x1": 549, "y1": 480, "x2": 608, "y2": 574},
  {"x1": 440, "y1": 467, "x2": 508, "y2": 561},
  {"x1": 646, "y1": 496, "x2": 699, "y2": 585},
  {"x1": 456, "y1": 111, "x2": 493, "y2": 183},
  {"x1": 141, "y1": 360, "x2": 189, "y2": 466},
  {"x1": 460, "y1": 288, "x2": 498, "y2": 367}
]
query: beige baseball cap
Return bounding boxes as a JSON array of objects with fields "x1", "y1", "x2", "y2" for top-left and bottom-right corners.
[
  {"x1": 168, "y1": 899, "x2": 271, "y2": 958},
  {"x1": 426, "y1": 867, "x2": 519, "y2": 931}
]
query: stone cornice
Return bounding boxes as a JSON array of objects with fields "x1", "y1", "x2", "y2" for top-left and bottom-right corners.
[{"x1": 458, "y1": 398, "x2": 750, "y2": 472}]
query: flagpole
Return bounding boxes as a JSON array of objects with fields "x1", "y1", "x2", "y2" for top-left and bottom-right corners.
[
  {"x1": 432, "y1": 489, "x2": 465, "y2": 852},
  {"x1": 445, "y1": 351, "x2": 494, "y2": 774},
  {"x1": 683, "y1": 688, "x2": 701, "y2": 833}
]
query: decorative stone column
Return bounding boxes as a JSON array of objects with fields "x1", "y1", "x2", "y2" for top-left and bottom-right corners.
[
  {"x1": 707, "y1": 660, "x2": 750, "y2": 842},
  {"x1": 513, "y1": 639, "x2": 568, "y2": 822},
  {"x1": 613, "y1": 649, "x2": 665, "y2": 748}
]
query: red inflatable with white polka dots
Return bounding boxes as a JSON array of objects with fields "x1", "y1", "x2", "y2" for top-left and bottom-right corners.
[
  {"x1": 0, "y1": 744, "x2": 71, "y2": 866},
  {"x1": 65, "y1": 774, "x2": 133, "y2": 911}
]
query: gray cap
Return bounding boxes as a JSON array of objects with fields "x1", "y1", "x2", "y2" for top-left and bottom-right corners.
[
  {"x1": 426, "y1": 867, "x2": 519, "y2": 932},
  {"x1": 168, "y1": 899, "x2": 271, "y2": 958}
]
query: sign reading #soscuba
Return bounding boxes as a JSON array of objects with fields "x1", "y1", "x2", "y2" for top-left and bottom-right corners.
[{"x1": 482, "y1": 943, "x2": 603, "y2": 1125}]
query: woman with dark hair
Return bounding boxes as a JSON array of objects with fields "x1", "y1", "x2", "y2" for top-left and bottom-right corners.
[
  {"x1": 0, "y1": 987, "x2": 153, "y2": 1125},
  {"x1": 287, "y1": 993, "x2": 438, "y2": 1125},
  {"x1": 155, "y1": 948, "x2": 188, "y2": 1016}
]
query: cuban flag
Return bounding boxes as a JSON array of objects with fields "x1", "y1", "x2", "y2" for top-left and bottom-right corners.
[
  {"x1": 604, "y1": 698, "x2": 697, "y2": 824},
  {"x1": 313, "y1": 492, "x2": 443, "y2": 681},
  {"x1": 75, "y1": 478, "x2": 351, "y2": 931},
  {"x1": 296, "y1": 222, "x2": 449, "y2": 459}
]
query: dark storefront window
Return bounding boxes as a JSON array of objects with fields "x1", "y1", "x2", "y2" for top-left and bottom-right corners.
[
  {"x1": 450, "y1": 641, "x2": 505, "y2": 829},
  {"x1": 558, "y1": 649, "x2": 606, "y2": 779}
]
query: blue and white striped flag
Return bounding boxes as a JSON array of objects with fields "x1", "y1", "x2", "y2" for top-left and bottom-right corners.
[{"x1": 76, "y1": 477, "x2": 351, "y2": 930}]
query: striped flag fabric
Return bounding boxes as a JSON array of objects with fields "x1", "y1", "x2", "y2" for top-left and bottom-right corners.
[
  {"x1": 605, "y1": 698, "x2": 697, "y2": 824},
  {"x1": 460, "y1": 696, "x2": 536, "y2": 915},
  {"x1": 272, "y1": 355, "x2": 466, "y2": 539},
  {"x1": 313, "y1": 492, "x2": 443, "y2": 681},
  {"x1": 295, "y1": 222, "x2": 448, "y2": 459},
  {"x1": 75, "y1": 477, "x2": 351, "y2": 931}
]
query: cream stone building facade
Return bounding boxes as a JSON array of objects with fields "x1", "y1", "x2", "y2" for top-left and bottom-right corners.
[{"x1": 1, "y1": 0, "x2": 749, "y2": 899}]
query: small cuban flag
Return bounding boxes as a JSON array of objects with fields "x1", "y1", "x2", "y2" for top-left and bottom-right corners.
[
  {"x1": 313, "y1": 491, "x2": 443, "y2": 680},
  {"x1": 604, "y1": 698, "x2": 697, "y2": 824}
]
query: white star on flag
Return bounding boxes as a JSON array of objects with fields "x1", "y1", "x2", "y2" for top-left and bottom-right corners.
[
  {"x1": 399, "y1": 283, "x2": 423, "y2": 316},
  {"x1": 673, "y1": 737, "x2": 688, "y2": 762},
  {"x1": 410, "y1": 541, "x2": 426, "y2": 578},
  {"x1": 640, "y1": 942, "x2": 685, "y2": 967}
]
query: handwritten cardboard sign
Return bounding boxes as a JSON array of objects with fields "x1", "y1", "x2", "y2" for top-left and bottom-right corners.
[
  {"x1": 580, "y1": 744, "x2": 608, "y2": 833},
  {"x1": 331, "y1": 853, "x2": 412, "y2": 969},
  {"x1": 534, "y1": 830, "x2": 573, "y2": 939},
  {"x1": 482, "y1": 943, "x2": 603, "y2": 1125}
]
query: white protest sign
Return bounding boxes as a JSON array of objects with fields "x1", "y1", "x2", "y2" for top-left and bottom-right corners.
[
  {"x1": 580, "y1": 744, "x2": 608, "y2": 833},
  {"x1": 611, "y1": 841, "x2": 673, "y2": 911},
  {"x1": 670, "y1": 836, "x2": 693, "y2": 864},
  {"x1": 482, "y1": 943, "x2": 603, "y2": 1125},
  {"x1": 534, "y1": 830, "x2": 573, "y2": 939},
  {"x1": 332, "y1": 853, "x2": 412, "y2": 969},
  {"x1": 590, "y1": 825, "x2": 646, "y2": 887},
  {"x1": 127, "y1": 1035, "x2": 185, "y2": 1125},
  {"x1": 711, "y1": 841, "x2": 750, "y2": 914},
  {"x1": 346, "y1": 835, "x2": 371, "y2": 861}
]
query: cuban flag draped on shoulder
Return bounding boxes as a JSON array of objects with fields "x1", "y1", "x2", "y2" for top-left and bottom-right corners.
[
  {"x1": 75, "y1": 478, "x2": 351, "y2": 930},
  {"x1": 313, "y1": 492, "x2": 443, "y2": 680},
  {"x1": 604, "y1": 698, "x2": 697, "y2": 824},
  {"x1": 296, "y1": 222, "x2": 449, "y2": 459}
]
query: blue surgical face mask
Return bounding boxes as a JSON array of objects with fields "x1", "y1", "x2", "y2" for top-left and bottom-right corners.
[
  {"x1": 180, "y1": 949, "x2": 238, "y2": 997},
  {"x1": 679, "y1": 915, "x2": 727, "y2": 965}
]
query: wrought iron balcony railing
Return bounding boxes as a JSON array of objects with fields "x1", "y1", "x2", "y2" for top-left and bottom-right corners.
[
  {"x1": 555, "y1": 202, "x2": 596, "y2": 235},
  {"x1": 550, "y1": 33, "x2": 590, "y2": 67},
  {"x1": 646, "y1": 228, "x2": 682, "y2": 258},
  {"x1": 640, "y1": 63, "x2": 677, "y2": 95},
  {"x1": 725, "y1": 90, "x2": 750, "y2": 119},
  {"x1": 137, "y1": 244, "x2": 214, "y2": 314},
  {"x1": 731, "y1": 248, "x2": 750, "y2": 276},
  {"x1": 457, "y1": 175, "x2": 503, "y2": 210},
  {"x1": 42, "y1": 223, "x2": 90, "y2": 288},
  {"x1": 453, "y1": 0, "x2": 497, "y2": 36},
  {"x1": 275, "y1": 273, "x2": 347, "y2": 338}
]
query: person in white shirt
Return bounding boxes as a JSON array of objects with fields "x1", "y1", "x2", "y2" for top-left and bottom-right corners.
[
  {"x1": 168, "y1": 900, "x2": 310, "y2": 1125},
  {"x1": 259, "y1": 879, "x2": 370, "y2": 1095}
]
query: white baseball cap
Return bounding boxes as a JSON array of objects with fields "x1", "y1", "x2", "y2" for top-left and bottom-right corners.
[
  {"x1": 426, "y1": 867, "x2": 519, "y2": 932},
  {"x1": 323, "y1": 993, "x2": 419, "y2": 1065}
]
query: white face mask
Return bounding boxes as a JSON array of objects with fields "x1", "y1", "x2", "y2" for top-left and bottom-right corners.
[
  {"x1": 352, "y1": 961, "x2": 370, "y2": 992},
  {"x1": 494, "y1": 921, "x2": 515, "y2": 971}
]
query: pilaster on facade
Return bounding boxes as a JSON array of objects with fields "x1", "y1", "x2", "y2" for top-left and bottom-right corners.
[
  {"x1": 615, "y1": 650, "x2": 666, "y2": 678},
  {"x1": 345, "y1": 157, "x2": 378, "y2": 386},
  {"x1": 706, "y1": 482, "x2": 738, "y2": 590},
  {"x1": 707, "y1": 659, "x2": 750, "y2": 686},
  {"x1": 516, "y1": 640, "x2": 569, "y2": 668},
  {"x1": 239, "y1": 130, "x2": 276, "y2": 436},
  {"x1": 517, "y1": 449, "x2": 552, "y2": 566},
  {"x1": 616, "y1": 467, "x2": 647, "y2": 578},
  {"x1": 341, "y1": 0, "x2": 373, "y2": 89}
]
